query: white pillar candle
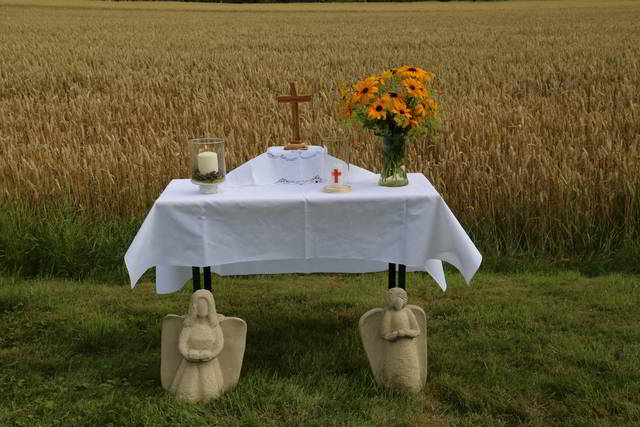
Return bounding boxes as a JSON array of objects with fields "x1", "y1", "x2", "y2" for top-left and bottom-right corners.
[
  {"x1": 330, "y1": 162, "x2": 343, "y2": 185},
  {"x1": 197, "y1": 151, "x2": 218, "y2": 175}
]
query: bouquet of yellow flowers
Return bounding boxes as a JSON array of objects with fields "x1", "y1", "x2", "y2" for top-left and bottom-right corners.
[
  {"x1": 339, "y1": 66, "x2": 441, "y2": 138},
  {"x1": 338, "y1": 66, "x2": 441, "y2": 187}
]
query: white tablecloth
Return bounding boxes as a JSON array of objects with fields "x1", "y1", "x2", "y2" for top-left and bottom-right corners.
[{"x1": 125, "y1": 167, "x2": 482, "y2": 294}]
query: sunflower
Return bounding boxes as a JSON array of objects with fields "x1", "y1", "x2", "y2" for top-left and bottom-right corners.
[
  {"x1": 382, "y1": 92, "x2": 405, "y2": 111},
  {"x1": 340, "y1": 102, "x2": 354, "y2": 118},
  {"x1": 413, "y1": 102, "x2": 427, "y2": 117},
  {"x1": 402, "y1": 78, "x2": 426, "y2": 98},
  {"x1": 419, "y1": 69, "x2": 436, "y2": 82},
  {"x1": 400, "y1": 66, "x2": 434, "y2": 82},
  {"x1": 391, "y1": 65, "x2": 410, "y2": 75},
  {"x1": 423, "y1": 98, "x2": 439, "y2": 115},
  {"x1": 392, "y1": 107, "x2": 413, "y2": 128},
  {"x1": 353, "y1": 80, "x2": 379, "y2": 104},
  {"x1": 364, "y1": 75, "x2": 385, "y2": 86},
  {"x1": 338, "y1": 87, "x2": 350, "y2": 102},
  {"x1": 367, "y1": 99, "x2": 387, "y2": 120}
]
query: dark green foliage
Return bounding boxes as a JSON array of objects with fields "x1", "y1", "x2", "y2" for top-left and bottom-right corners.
[{"x1": 0, "y1": 204, "x2": 141, "y2": 283}]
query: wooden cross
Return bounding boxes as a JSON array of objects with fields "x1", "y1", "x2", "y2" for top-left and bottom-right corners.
[{"x1": 277, "y1": 82, "x2": 312, "y2": 150}]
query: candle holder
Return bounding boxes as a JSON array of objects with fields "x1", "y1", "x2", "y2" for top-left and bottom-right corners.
[
  {"x1": 190, "y1": 138, "x2": 225, "y2": 194},
  {"x1": 322, "y1": 134, "x2": 351, "y2": 193}
]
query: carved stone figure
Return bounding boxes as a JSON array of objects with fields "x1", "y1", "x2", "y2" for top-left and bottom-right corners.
[
  {"x1": 161, "y1": 289, "x2": 247, "y2": 402},
  {"x1": 359, "y1": 288, "x2": 427, "y2": 392}
]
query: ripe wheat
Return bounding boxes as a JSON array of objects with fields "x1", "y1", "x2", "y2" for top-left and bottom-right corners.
[{"x1": 1, "y1": 0, "x2": 638, "y2": 254}]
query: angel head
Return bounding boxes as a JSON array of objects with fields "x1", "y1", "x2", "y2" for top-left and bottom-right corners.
[
  {"x1": 384, "y1": 288, "x2": 408, "y2": 311},
  {"x1": 185, "y1": 289, "x2": 219, "y2": 327}
]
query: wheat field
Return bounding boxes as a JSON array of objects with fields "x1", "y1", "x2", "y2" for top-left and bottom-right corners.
[{"x1": 1, "y1": 0, "x2": 639, "y2": 256}]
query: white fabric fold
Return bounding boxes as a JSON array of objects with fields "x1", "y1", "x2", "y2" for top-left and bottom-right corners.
[
  {"x1": 226, "y1": 148, "x2": 376, "y2": 187},
  {"x1": 125, "y1": 163, "x2": 482, "y2": 294}
]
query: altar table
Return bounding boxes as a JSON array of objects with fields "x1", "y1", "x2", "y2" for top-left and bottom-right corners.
[{"x1": 125, "y1": 171, "x2": 482, "y2": 294}]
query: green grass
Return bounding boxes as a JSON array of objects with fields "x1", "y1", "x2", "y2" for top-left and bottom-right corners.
[
  {"x1": 1, "y1": 271, "x2": 639, "y2": 426},
  {"x1": 0, "y1": 205, "x2": 140, "y2": 283}
]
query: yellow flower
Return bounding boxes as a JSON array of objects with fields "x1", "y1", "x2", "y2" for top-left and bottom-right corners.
[
  {"x1": 364, "y1": 75, "x2": 384, "y2": 85},
  {"x1": 392, "y1": 107, "x2": 413, "y2": 128},
  {"x1": 382, "y1": 92, "x2": 405, "y2": 111},
  {"x1": 392, "y1": 65, "x2": 435, "y2": 82},
  {"x1": 338, "y1": 87, "x2": 350, "y2": 102},
  {"x1": 413, "y1": 102, "x2": 426, "y2": 117},
  {"x1": 418, "y1": 69, "x2": 435, "y2": 82},
  {"x1": 391, "y1": 65, "x2": 410, "y2": 75},
  {"x1": 399, "y1": 108, "x2": 413, "y2": 119},
  {"x1": 402, "y1": 66, "x2": 434, "y2": 82},
  {"x1": 337, "y1": 87, "x2": 355, "y2": 118},
  {"x1": 367, "y1": 99, "x2": 387, "y2": 120},
  {"x1": 424, "y1": 98, "x2": 439, "y2": 115},
  {"x1": 413, "y1": 98, "x2": 438, "y2": 118},
  {"x1": 341, "y1": 102, "x2": 353, "y2": 118},
  {"x1": 402, "y1": 78, "x2": 426, "y2": 98},
  {"x1": 353, "y1": 80, "x2": 378, "y2": 104}
]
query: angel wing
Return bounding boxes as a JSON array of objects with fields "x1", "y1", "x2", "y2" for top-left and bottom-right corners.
[
  {"x1": 358, "y1": 308, "x2": 385, "y2": 385},
  {"x1": 160, "y1": 314, "x2": 184, "y2": 390},
  {"x1": 407, "y1": 304, "x2": 428, "y2": 387},
  {"x1": 218, "y1": 316, "x2": 247, "y2": 392}
]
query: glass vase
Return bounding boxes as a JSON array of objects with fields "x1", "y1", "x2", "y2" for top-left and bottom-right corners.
[
  {"x1": 379, "y1": 135, "x2": 408, "y2": 187},
  {"x1": 190, "y1": 138, "x2": 225, "y2": 194},
  {"x1": 322, "y1": 133, "x2": 352, "y2": 193}
]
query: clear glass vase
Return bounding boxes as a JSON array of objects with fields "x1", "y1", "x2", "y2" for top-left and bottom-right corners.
[
  {"x1": 379, "y1": 135, "x2": 408, "y2": 187},
  {"x1": 322, "y1": 133, "x2": 352, "y2": 192},
  {"x1": 190, "y1": 138, "x2": 225, "y2": 193}
]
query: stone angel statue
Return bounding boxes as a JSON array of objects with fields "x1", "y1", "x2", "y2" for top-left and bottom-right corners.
[
  {"x1": 161, "y1": 289, "x2": 247, "y2": 402},
  {"x1": 358, "y1": 288, "x2": 427, "y2": 392}
]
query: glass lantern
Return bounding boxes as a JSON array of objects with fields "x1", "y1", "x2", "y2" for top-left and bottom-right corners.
[
  {"x1": 322, "y1": 133, "x2": 351, "y2": 193},
  {"x1": 190, "y1": 138, "x2": 225, "y2": 194}
]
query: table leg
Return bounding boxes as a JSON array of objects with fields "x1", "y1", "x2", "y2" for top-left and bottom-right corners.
[
  {"x1": 399, "y1": 264, "x2": 406, "y2": 290},
  {"x1": 203, "y1": 266, "x2": 212, "y2": 291},
  {"x1": 192, "y1": 267, "x2": 200, "y2": 292},
  {"x1": 388, "y1": 263, "x2": 396, "y2": 289}
]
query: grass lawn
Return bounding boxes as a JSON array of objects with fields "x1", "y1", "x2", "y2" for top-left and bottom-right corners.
[{"x1": 0, "y1": 271, "x2": 639, "y2": 426}]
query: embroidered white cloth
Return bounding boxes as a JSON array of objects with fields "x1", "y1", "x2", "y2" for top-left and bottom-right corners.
[
  {"x1": 226, "y1": 148, "x2": 375, "y2": 187},
  {"x1": 125, "y1": 161, "x2": 482, "y2": 294},
  {"x1": 225, "y1": 146, "x2": 326, "y2": 186}
]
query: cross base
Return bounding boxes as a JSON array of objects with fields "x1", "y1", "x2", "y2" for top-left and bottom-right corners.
[
  {"x1": 323, "y1": 184, "x2": 352, "y2": 193},
  {"x1": 284, "y1": 143, "x2": 308, "y2": 150}
]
